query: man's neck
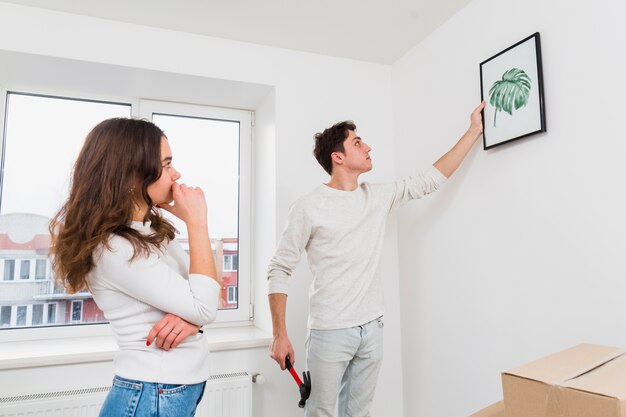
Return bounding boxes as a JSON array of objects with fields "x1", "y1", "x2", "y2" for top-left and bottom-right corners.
[{"x1": 325, "y1": 171, "x2": 360, "y2": 191}]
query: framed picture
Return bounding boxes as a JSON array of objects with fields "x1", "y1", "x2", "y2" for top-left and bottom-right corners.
[{"x1": 480, "y1": 32, "x2": 546, "y2": 150}]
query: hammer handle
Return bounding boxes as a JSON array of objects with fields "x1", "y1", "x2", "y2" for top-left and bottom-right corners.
[{"x1": 285, "y1": 357, "x2": 303, "y2": 386}]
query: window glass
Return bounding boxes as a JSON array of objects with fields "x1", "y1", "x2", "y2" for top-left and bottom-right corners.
[
  {"x1": 0, "y1": 306, "x2": 11, "y2": 327},
  {"x1": 20, "y1": 260, "x2": 30, "y2": 280},
  {"x1": 152, "y1": 113, "x2": 240, "y2": 311},
  {"x1": 0, "y1": 93, "x2": 131, "y2": 329},
  {"x1": 3, "y1": 260, "x2": 14, "y2": 281},
  {"x1": 71, "y1": 301, "x2": 83, "y2": 322},
  {"x1": 16, "y1": 306, "x2": 27, "y2": 326},
  {"x1": 35, "y1": 259, "x2": 47, "y2": 280},
  {"x1": 32, "y1": 304, "x2": 43, "y2": 326},
  {"x1": 46, "y1": 303, "x2": 56, "y2": 325}
]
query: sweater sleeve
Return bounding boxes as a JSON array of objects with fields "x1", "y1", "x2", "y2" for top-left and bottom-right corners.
[
  {"x1": 267, "y1": 201, "x2": 312, "y2": 295},
  {"x1": 386, "y1": 165, "x2": 448, "y2": 211},
  {"x1": 94, "y1": 237, "x2": 220, "y2": 325}
]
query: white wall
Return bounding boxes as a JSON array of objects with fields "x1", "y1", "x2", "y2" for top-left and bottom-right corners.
[
  {"x1": 0, "y1": 3, "x2": 402, "y2": 417},
  {"x1": 392, "y1": 0, "x2": 626, "y2": 416}
]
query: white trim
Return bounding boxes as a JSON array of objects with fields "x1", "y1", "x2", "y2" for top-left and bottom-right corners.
[
  {"x1": 0, "y1": 326, "x2": 271, "y2": 370},
  {"x1": 3, "y1": 88, "x2": 136, "y2": 116}
]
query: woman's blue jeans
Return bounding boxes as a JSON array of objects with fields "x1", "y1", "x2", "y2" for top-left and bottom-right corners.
[{"x1": 99, "y1": 375, "x2": 206, "y2": 417}]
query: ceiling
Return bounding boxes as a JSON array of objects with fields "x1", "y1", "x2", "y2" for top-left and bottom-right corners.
[{"x1": 1, "y1": 0, "x2": 472, "y2": 64}]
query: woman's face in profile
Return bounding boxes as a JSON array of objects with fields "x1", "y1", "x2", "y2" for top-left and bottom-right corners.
[{"x1": 147, "y1": 137, "x2": 181, "y2": 205}]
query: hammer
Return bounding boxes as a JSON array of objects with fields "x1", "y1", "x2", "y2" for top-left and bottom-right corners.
[{"x1": 285, "y1": 356, "x2": 311, "y2": 408}]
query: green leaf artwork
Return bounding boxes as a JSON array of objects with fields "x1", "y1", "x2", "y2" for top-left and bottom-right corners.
[{"x1": 488, "y1": 68, "x2": 531, "y2": 127}]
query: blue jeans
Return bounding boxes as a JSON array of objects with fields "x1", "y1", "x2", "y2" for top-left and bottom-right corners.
[
  {"x1": 99, "y1": 376, "x2": 206, "y2": 417},
  {"x1": 305, "y1": 317, "x2": 384, "y2": 417}
]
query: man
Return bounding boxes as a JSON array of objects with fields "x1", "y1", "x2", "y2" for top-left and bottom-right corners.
[{"x1": 268, "y1": 102, "x2": 485, "y2": 417}]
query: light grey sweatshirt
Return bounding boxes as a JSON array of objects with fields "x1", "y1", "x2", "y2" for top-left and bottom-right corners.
[
  {"x1": 88, "y1": 221, "x2": 220, "y2": 384},
  {"x1": 268, "y1": 166, "x2": 447, "y2": 330}
]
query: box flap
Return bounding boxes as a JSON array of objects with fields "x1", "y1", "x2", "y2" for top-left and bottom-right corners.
[
  {"x1": 563, "y1": 353, "x2": 626, "y2": 399},
  {"x1": 468, "y1": 401, "x2": 504, "y2": 417},
  {"x1": 503, "y1": 344, "x2": 626, "y2": 385}
]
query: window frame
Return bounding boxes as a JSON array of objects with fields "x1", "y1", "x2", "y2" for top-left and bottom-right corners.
[{"x1": 0, "y1": 88, "x2": 254, "y2": 343}]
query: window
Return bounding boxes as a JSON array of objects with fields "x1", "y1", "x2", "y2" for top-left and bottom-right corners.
[
  {"x1": 227, "y1": 286, "x2": 238, "y2": 304},
  {"x1": 0, "y1": 306, "x2": 10, "y2": 327},
  {"x1": 20, "y1": 260, "x2": 31, "y2": 280},
  {"x1": 71, "y1": 301, "x2": 83, "y2": 322},
  {"x1": 35, "y1": 259, "x2": 47, "y2": 280},
  {"x1": 16, "y1": 306, "x2": 27, "y2": 326},
  {"x1": 46, "y1": 303, "x2": 56, "y2": 325},
  {"x1": 32, "y1": 304, "x2": 43, "y2": 326},
  {"x1": 223, "y1": 254, "x2": 238, "y2": 272},
  {"x1": 3, "y1": 260, "x2": 14, "y2": 281},
  {"x1": 0, "y1": 91, "x2": 252, "y2": 334},
  {"x1": 0, "y1": 92, "x2": 130, "y2": 331},
  {"x1": 141, "y1": 100, "x2": 251, "y2": 322}
]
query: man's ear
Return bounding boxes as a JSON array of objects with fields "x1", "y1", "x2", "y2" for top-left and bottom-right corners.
[{"x1": 331, "y1": 152, "x2": 343, "y2": 164}]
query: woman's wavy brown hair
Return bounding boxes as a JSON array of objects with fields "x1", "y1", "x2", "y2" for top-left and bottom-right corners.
[{"x1": 49, "y1": 118, "x2": 176, "y2": 293}]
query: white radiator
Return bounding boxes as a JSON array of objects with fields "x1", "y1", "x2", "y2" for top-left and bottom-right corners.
[
  {"x1": 198, "y1": 372, "x2": 252, "y2": 417},
  {"x1": 0, "y1": 373, "x2": 252, "y2": 417},
  {"x1": 0, "y1": 387, "x2": 109, "y2": 416}
]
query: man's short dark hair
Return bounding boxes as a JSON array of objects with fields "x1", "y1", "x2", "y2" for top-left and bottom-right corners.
[{"x1": 313, "y1": 121, "x2": 357, "y2": 175}]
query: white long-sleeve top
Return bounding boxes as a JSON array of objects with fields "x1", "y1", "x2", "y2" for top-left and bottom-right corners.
[
  {"x1": 267, "y1": 166, "x2": 447, "y2": 330},
  {"x1": 88, "y1": 221, "x2": 220, "y2": 384}
]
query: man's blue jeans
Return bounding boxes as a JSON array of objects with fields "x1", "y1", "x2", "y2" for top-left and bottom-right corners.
[
  {"x1": 305, "y1": 316, "x2": 384, "y2": 417},
  {"x1": 99, "y1": 375, "x2": 206, "y2": 417}
]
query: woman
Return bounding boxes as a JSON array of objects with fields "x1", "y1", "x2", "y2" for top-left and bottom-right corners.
[{"x1": 50, "y1": 118, "x2": 220, "y2": 417}]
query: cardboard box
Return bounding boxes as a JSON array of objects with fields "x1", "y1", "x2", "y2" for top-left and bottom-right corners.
[
  {"x1": 502, "y1": 343, "x2": 626, "y2": 417},
  {"x1": 469, "y1": 401, "x2": 505, "y2": 417}
]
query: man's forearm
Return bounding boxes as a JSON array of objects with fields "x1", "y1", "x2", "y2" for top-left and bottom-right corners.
[
  {"x1": 433, "y1": 126, "x2": 482, "y2": 178},
  {"x1": 269, "y1": 293, "x2": 288, "y2": 337}
]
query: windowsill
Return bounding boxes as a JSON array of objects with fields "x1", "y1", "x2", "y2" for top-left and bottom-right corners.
[{"x1": 0, "y1": 325, "x2": 272, "y2": 370}]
